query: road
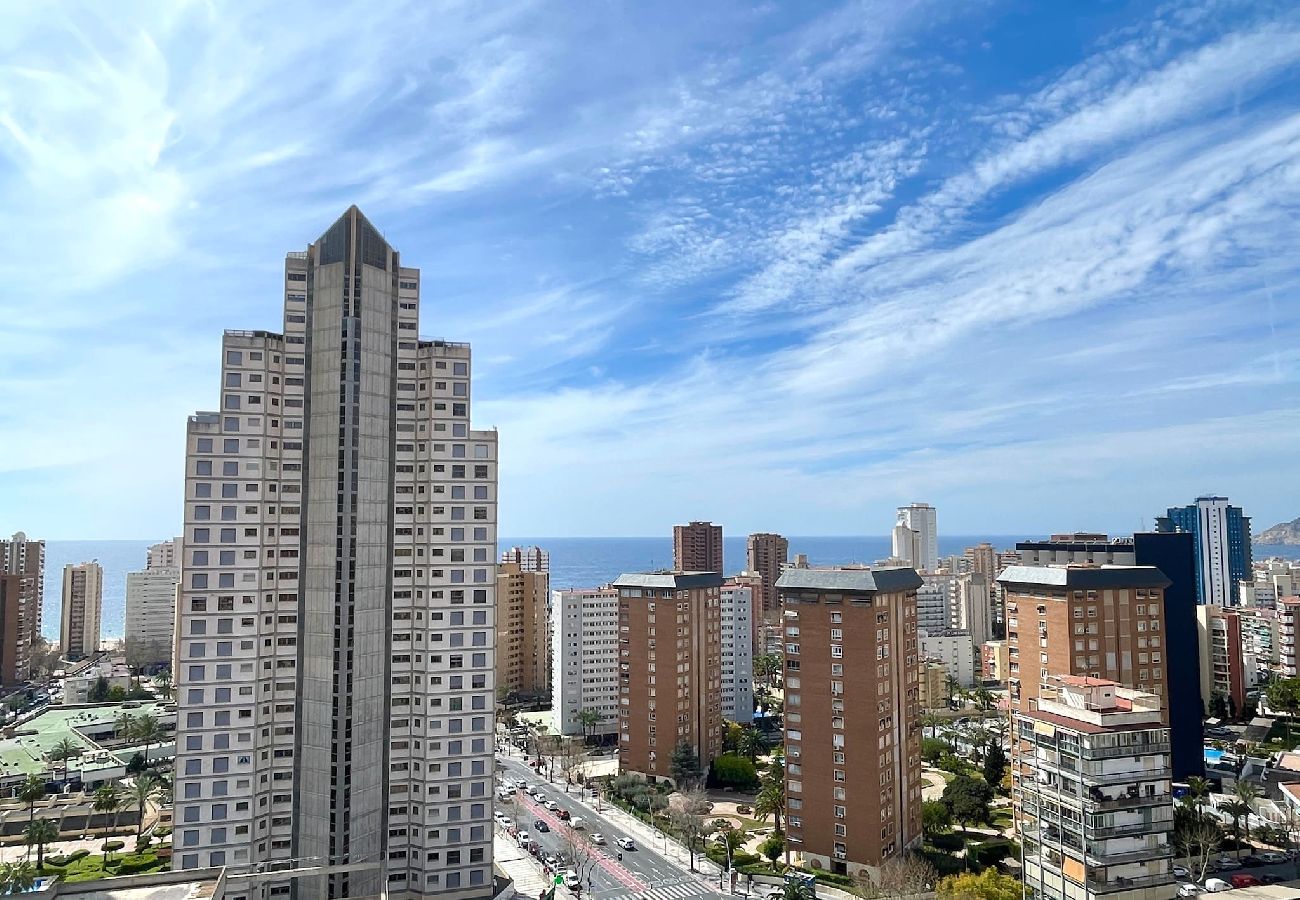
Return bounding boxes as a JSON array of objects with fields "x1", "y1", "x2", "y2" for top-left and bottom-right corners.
[{"x1": 495, "y1": 754, "x2": 732, "y2": 900}]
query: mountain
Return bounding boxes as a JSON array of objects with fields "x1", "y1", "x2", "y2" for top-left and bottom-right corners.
[{"x1": 1258, "y1": 518, "x2": 1300, "y2": 545}]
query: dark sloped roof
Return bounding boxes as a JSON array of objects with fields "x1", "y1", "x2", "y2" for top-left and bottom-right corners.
[
  {"x1": 997, "y1": 565, "x2": 1172, "y2": 590},
  {"x1": 776, "y1": 567, "x2": 922, "y2": 594}
]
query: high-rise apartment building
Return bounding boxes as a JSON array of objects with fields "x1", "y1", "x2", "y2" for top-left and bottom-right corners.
[
  {"x1": 999, "y1": 565, "x2": 1172, "y2": 723},
  {"x1": 1015, "y1": 676, "x2": 1174, "y2": 900},
  {"x1": 1015, "y1": 532, "x2": 1203, "y2": 780},
  {"x1": 551, "y1": 586, "x2": 620, "y2": 738},
  {"x1": 920, "y1": 630, "x2": 975, "y2": 687},
  {"x1": 124, "y1": 540, "x2": 181, "y2": 670},
  {"x1": 893, "y1": 503, "x2": 938, "y2": 573},
  {"x1": 916, "y1": 573, "x2": 955, "y2": 634},
  {"x1": 776, "y1": 567, "x2": 923, "y2": 878},
  {"x1": 500, "y1": 546, "x2": 549, "y2": 573},
  {"x1": 495, "y1": 562, "x2": 549, "y2": 700},
  {"x1": 746, "y1": 532, "x2": 789, "y2": 618},
  {"x1": 720, "y1": 581, "x2": 755, "y2": 723},
  {"x1": 615, "y1": 572, "x2": 723, "y2": 784},
  {"x1": 673, "y1": 522, "x2": 724, "y2": 575},
  {"x1": 1195, "y1": 606, "x2": 1247, "y2": 718},
  {"x1": 963, "y1": 542, "x2": 1000, "y2": 580},
  {"x1": 953, "y1": 572, "x2": 992, "y2": 646},
  {"x1": 173, "y1": 208, "x2": 498, "y2": 899},
  {"x1": 1157, "y1": 496, "x2": 1252, "y2": 607},
  {"x1": 0, "y1": 532, "x2": 45, "y2": 679},
  {"x1": 1280, "y1": 598, "x2": 1300, "y2": 678},
  {"x1": 60, "y1": 561, "x2": 102, "y2": 662},
  {"x1": 0, "y1": 575, "x2": 24, "y2": 687}
]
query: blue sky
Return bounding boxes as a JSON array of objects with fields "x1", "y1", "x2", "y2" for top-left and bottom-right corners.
[{"x1": 3, "y1": 0, "x2": 1300, "y2": 539}]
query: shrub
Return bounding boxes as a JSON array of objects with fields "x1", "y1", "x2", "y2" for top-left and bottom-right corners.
[
  {"x1": 968, "y1": 839, "x2": 1014, "y2": 869},
  {"x1": 922, "y1": 738, "x2": 952, "y2": 763},
  {"x1": 102, "y1": 840, "x2": 125, "y2": 853},
  {"x1": 927, "y1": 832, "x2": 965, "y2": 852},
  {"x1": 67, "y1": 849, "x2": 90, "y2": 862},
  {"x1": 45, "y1": 855, "x2": 68, "y2": 867},
  {"x1": 732, "y1": 851, "x2": 760, "y2": 868},
  {"x1": 736, "y1": 804, "x2": 752, "y2": 815},
  {"x1": 710, "y1": 753, "x2": 759, "y2": 791},
  {"x1": 37, "y1": 863, "x2": 66, "y2": 876},
  {"x1": 115, "y1": 852, "x2": 161, "y2": 875}
]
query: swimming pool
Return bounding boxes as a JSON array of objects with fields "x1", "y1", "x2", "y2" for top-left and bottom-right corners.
[{"x1": 1205, "y1": 747, "x2": 1225, "y2": 765}]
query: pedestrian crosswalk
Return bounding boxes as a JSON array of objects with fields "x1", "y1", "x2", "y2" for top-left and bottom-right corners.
[{"x1": 592, "y1": 878, "x2": 720, "y2": 900}]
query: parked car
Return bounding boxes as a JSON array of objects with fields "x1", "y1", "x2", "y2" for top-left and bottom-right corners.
[
  {"x1": 533, "y1": 820, "x2": 550, "y2": 833},
  {"x1": 557, "y1": 809, "x2": 571, "y2": 821},
  {"x1": 1204, "y1": 879, "x2": 1233, "y2": 893},
  {"x1": 1230, "y1": 874, "x2": 1261, "y2": 889},
  {"x1": 616, "y1": 837, "x2": 635, "y2": 851},
  {"x1": 545, "y1": 801, "x2": 560, "y2": 812},
  {"x1": 570, "y1": 817, "x2": 586, "y2": 829},
  {"x1": 1240, "y1": 855, "x2": 1265, "y2": 867},
  {"x1": 1214, "y1": 858, "x2": 1242, "y2": 871},
  {"x1": 590, "y1": 833, "x2": 606, "y2": 845},
  {"x1": 544, "y1": 854, "x2": 559, "y2": 868},
  {"x1": 1177, "y1": 884, "x2": 1206, "y2": 897},
  {"x1": 1173, "y1": 866, "x2": 1191, "y2": 878},
  {"x1": 1261, "y1": 874, "x2": 1286, "y2": 884},
  {"x1": 564, "y1": 872, "x2": 581, "y2": 890},
  {"x1": 518, "y1": 834, "x2": 533, "y2": 849},
  {"x1": 515, "y1": 779, "x2": 528, "y2": 788},
  {"x1": 1260, "y1": 851, "x2": 1287, "y2": 864}
]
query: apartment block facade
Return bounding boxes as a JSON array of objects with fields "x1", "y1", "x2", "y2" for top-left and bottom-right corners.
[
  {"x1": 894, "y1": 503, "x2": 938, "y2": 573},
  {"x1": 125, "y1": 540, "x2": 181, "y2": 670},
  {"x1": 615, "y1": 572, "x2": 723, "y2": 783},
  {"x1": 721, "y1": 581, "x2": 755, "y2": 723},
  {"x1": 776, "y1": 567, "x2": 924, "y2": 878},
  {"x1": 1000, "y1": 565, "x2": 1173, "y2": 729},
  {"x1": 1280, "y1": 598, "x2": 1300, "y2": 678},
  {"x1": 1157, "y1": 496, "x2": 1252, "y2": 607},
  {"x1": 500, "y1": 546, "x2": 548, "y2": 573},
  {"x1": 172, "y1": 207, "x2": 498, "y2": 900},
  {"x1": 1016, "y1": 676, "x2": 1175, "y2": 900},
  {"x1": 746, "y1": 532, "x2": 789, "y2": 618},
  {"x1": 495, "y1": 562, "x2": 549, "y2": 700},
  {"x1": 1195, "y1": 606, "x2": 1247, "y2": 718},
  {"x1": 0, "y1": 532, "x2": 45, "y2": 680},
  {"x1": 0, "y1": 575, "x2": 23, "y2": 687},
  {"x1": 673, "y1": 522, "x2": 724, "y2": 576},
  {"x1": 60, "y1": 561, "x2": 102, "y2": 662},
  {"x1": 551, "y1": 587, "x2": 620, "y2": 738}
]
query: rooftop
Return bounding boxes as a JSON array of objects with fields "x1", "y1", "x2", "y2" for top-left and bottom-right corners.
[
  {"x1": 776, "y1": 566, "x2": 923, "y2": 594},
  {"x1": 0, "y1": 702, "x2": 173, "y2": 780},
  {"x1": 613, "y1": 572, "x2": 724, "y2": 589},
  {"x1": 998, "y1": 564, "x2": 1172, "y2": 590}
]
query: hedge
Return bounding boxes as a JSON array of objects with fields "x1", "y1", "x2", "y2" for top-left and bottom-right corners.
[
  {"x1": 68, "y1": 849, "x2": 90, "y2": 862},
  {"x1": 115, "y1": 853, "x2": 161, "y2": 875}
]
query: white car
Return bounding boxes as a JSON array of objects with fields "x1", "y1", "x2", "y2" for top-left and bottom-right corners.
[
  {"x1": 1173, "y1": 866, "x2": 1191, "y2": 878},
  {"x1": 515, "y1": 779, "x2": 528, "y2": 788},
  {"x1": 590, "y1": 833, "x2": 606, "y2": 845},
  {"x1": 1177, "y1": 885, "x2": 1205, "y2": 897},
  {"x1": 544, "y1": 801, "x2": 560, "y2": 812},
  {"x1": 564, "y1": 873, "x2": 581, "y2": 890},
  {"x1": 1261, "y1": 851, "x2": 1287, "y2": 864},
  {"x1": 570, "y1": 817, "x2": 586, "y2": 829},
  {"x1": 1204, "y1": 879, "x2": 1232, "y2": 893},
  {"x1": 616, "y1": 837, "x2": 635, "y2": 851}
]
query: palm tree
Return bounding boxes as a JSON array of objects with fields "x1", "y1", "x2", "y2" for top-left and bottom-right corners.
[
  {"x1": 577, "y1": 708, "x2": 601, "y2": 745},
  {"x1": 974, "y1": 688, "x2": 996, "y2": 711},
  {"x1": 46, "y1": 737, "x2": 81, "y2": 786},
  {"x1": 152, "y1": 669, "x2": 173, "y2": 701},
  {"x1": 922, "y1": 711, "x2": 943, "y2": 740},
  {"x1": 16, "y1": 774, "x2": 44, "y2": 827},
  {"x1": 0, "y1": 860, "x2": 36, "y2": 895},
  {"x1": 944, "y1": 676, "x2": 960, "y2": 709},
  {"x1": 131, "y1": 775, "x2": 162, "y2": 838},
  {"x1": 114, "y1": 711, "x2": 136, "y2": 741},
  {"x1": 1187, "y1": 776, "x2": 1210, "y2": 813},
  {"x1": 23, "y1": 819, "x2": 58, "y2": 872},
  {"x1": 1221, "y1": 800, "x2": 1251, "y2": 857},
  {"x1": 738, "y1": 727, "x2": 771, "y2": 762},
  {"x1": 129, "y1": 714, "x2": 163, "y2": 765},
  {"x1": 1232, "y1": 782, "x2": 1261, "y2": 857},
  {"x1": 92, "y1": 784, "x2": 123, "y2": 863}
]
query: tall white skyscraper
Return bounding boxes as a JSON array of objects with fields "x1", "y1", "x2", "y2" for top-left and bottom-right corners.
[
  {"x1": 500, "y1": 546, "x2": 549, "y2": 573},
  {"x1": 173, "y1": 208, "x2": 498, "y2": 899},
  {"x1": 894, "y1": 502, "x2": 938, "y2": 573},
  {"x1": 124, "y1": 539, "x2": 180, "y2": 670},
  {"x1": 720, "y1": 582, "x2": 754, "y2": 722}
]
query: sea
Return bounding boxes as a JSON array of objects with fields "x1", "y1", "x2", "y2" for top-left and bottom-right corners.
[{"x1": 42, "y1": 535, "x2": 1300, "y2": 640}]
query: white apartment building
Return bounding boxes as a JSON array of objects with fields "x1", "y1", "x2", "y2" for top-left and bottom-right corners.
[
  {"x1": 125, "y1": 540, "x2": 181, "y2": 670},
  {"x1": 1016, "y1": 676, "x2": 1175, "y2": 900},
  {"x1": 173, "y1": 208, "x2": 498, "y2": 900},
  {"x1": 919, "y1": 629, "x2": 976, "y2": 687},
  {"x1": 60, "y1": 562, "x2": 102, "y2": 662},
  {"x1": 551, "y1": 587, "x2": 619, "y2": 738},
  {"x1": 721, "y1": 582, "x2": 755, "y2": 723},
  {"x1": 500, "y1": 546, "x2": 549, "y2": 573},
  {"x1": 894, "y1": 503, "x2": 938, "y2": 573},
  {"x1": 917, "y1": 572, "x2": 955, "y2": 634},
  {"x1": 952, "y1": 572, "x2": 991, "y2": 646}
]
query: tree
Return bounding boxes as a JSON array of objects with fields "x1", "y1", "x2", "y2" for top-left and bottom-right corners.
[
  {"x1": 1175, "y1": 805, "x2": 1223, "y2": 881},
  {"x1": 1221, "y1": 800, "x2": 1251, "y2": 855},
  {"x1": 0, "y1": 861, "x2": 36, "y2": 896},
  {"x1": 114, "y1": 711, "x2": 136, "y2": 741},
  {"x1": 1210, "y1": 693, "x2": 1230, "y2": 721},
  {"x1": 754, "y1": 759, "x2": 785, "y2": 834},
  {"x1": 781, "y1": 878, "x2": 815, "y2": 900},
  {"x1": 921, "y1": 799, "x2": 952, "y2": 838},
  {"x1": 711, "y1": 753, "x2": 759, "y2": 791},
  {"x1": 921, "y1": 712, "x2": 943, "y2": 740},
  {"x1": 1186, "y1": 776, "x2": 1210, "y2": 813},
  {"x1": 942, "y1": 775, "x2": 994, "y2": 832},
  {"x1": 921, "y1": 738, "x2": 951, "y2": 764},
  {"x1": 669, "y1": 789, "x2": 710, "y2": 872},
  {"x1": 129, "y1": 714, "x2": 163, "y2": 766},
  {"x1": 16, "y1": 774, "x2": 44, "y2": 827},
  {"x1": 738, "y1": 726, "x2": 771, "y2": 762},
  {"x1": 130, "y1": 775, "x2": 162, "y2": 838},
  {"x1": 577, "y1": 708, "x2": 602, "y2": 745},
  {"x1": 23, "y1": 819, "x2": 58, "y2": 872},
  {"x1": 47, "y1": 737, "x2": 82, "y2": 785},
  {"x1": 982, "y1": 743, "x2": 1008, "y2": 789},
  {"x1": 562, "y1": 824, "x2": 595, "y2": 884},
  {"x1": 107, "y1": 685, "x2": 127, "y2": 702},
  {"x1": 1266, "y1": 677, "x2": 1300, "y2": 742},
  {"x1": 973, "y1": 688, "x2": 996, "y2": 711},
  {"x1": 862, "y1": 852, "x2": 938, "y2": 899},
  {"x1": 152, "y1": 669, "x2": 173, "y2": 701},
  {"x1": 759, "y1": 831, "x2": 785, "y2": 867},
  {"x1": 87, "y1": 676, "x2": 110, "y2": 703},
  {"x1": 1230, "y1": 780, "x2": 1262, "y2": 857},
  {"x1": 558, "y1": 737, "x2": 586, "y2": 791},
  {"x1": 936, "y1": 869, "x2": 1020, "y2": 900},
  {"x1": 93, "y1": 783, "x2": 123, "y2": 864},
  {"x1": 670, "y1": 742, "x2": 702, "y2": 787},
  {"x1": 754, "y1": 654, "x2": 782, "y2": 688},
  {"x1": 944, "y1": 676, "x2": 960, "y2": 708}
]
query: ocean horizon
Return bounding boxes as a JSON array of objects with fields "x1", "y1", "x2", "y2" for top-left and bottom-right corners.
[{"x1": 41, "y1": 534, "x2": 1300, "y2": 640}]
